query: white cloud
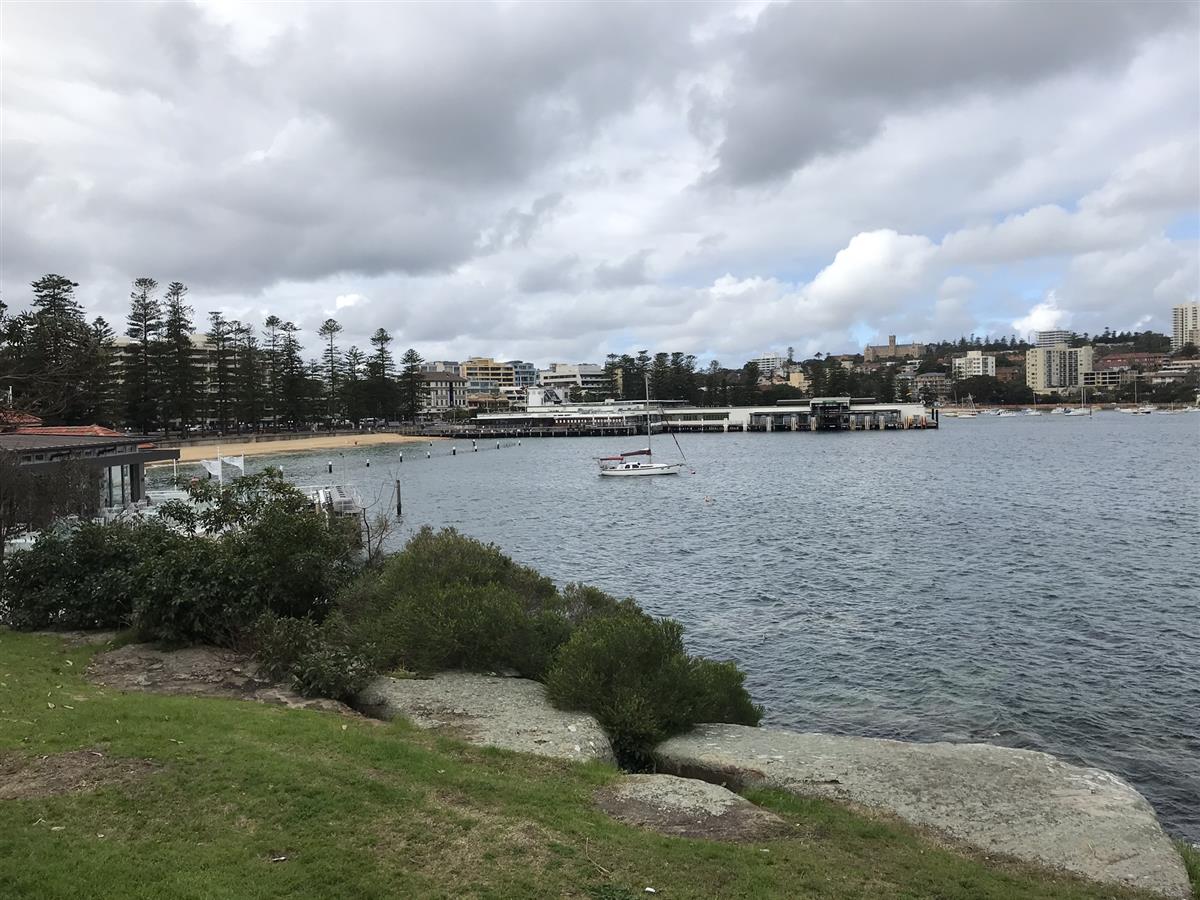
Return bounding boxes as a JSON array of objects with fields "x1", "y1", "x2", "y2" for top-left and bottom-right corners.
[{"x1": 1013, "y1": 292, "x2": 1071, "y2": 338}]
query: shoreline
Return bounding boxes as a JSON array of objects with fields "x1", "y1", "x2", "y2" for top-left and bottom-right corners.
[{"x1": 156, "y1": 432, "x2": 437, "y2": 464}]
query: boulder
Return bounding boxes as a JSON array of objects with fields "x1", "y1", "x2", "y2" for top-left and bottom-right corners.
[
  {"x1": 596, "y1": 773, "x2": 787, "y2": 841},
  {"x1": 656, "y1": 724, "x2": 1190, "y2": 899},
  {"x1": 357, "y1": 673, "x2": 614, "y2": 764}
]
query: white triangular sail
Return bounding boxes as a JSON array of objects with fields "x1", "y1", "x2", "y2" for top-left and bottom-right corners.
[
  {"x1": 220, "y1": 454, "x2": 245, "y2": 472},
  {"x1": 200, "y1": 458, "x2": 222, "y2": 479}
]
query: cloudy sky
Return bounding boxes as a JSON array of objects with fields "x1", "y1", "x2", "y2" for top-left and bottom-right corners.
[{"x1": 2, "y1": 1, "x2": 1197, "y2": 365}]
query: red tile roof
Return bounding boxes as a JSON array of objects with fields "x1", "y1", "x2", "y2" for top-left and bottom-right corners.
[{"x1": 0, "y1": 410, "x2": 44, "y2": 428}]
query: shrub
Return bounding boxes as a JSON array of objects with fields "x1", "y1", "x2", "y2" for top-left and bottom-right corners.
[
  {"x1": 0, "y1": 474, "x2": 360, "y2": 647},
  {"x1": 253, "y1": 613, "x2": 372, "y2": 702},
  {"x1": 545, "y1": 610, "x2": 763, "y2": 766},
  {"x1": 337, "y1": 528, "x2": 573, "y2": 678}
]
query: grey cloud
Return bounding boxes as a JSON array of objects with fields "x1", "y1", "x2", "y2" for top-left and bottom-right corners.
[
  {"x1": 517, "y1": 255, "x2": 581, "y2": 293},
  {"x1": 710, "y1": 0, "x2": 1198, "y2": 183},
  {"x1": 479, "y1": 192, "x2": 565, "y2": 252},
  {"x1": 594, "y1": 249, "x2": 653, "y2": 288}
]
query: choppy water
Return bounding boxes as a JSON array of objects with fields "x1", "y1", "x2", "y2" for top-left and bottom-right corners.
[{"x1": 151, "y1": 414, "x2": 1200, "y2": 841}]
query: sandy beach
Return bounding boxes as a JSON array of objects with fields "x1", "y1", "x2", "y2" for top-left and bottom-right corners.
[{"x1": 166, "y1": 433, "x2": 436, "y2": 463}]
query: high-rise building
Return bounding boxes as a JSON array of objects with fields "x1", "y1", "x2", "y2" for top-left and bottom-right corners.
[
  {"x1": 952, "y1": 350, "x2": 996, "y2": 379},
  {"x1": 1025, "y1": 344, "x2": 1094, "y2": 394},
  {"x1": 1171, "y1": 303, "x2": 1199, "y2": 351},
  {"x1": 1034, "y1": 329, "x2": 1075, "y2": 348},
  {"x1": 749, "y1": 352, "x2": 787, "y2": 375}
]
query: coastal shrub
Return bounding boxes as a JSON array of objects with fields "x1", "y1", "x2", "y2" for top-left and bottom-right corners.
[
  {"x1": 0, "y1": 520, "x2": 181, "y2": 630},
  {"x1": 337, "y1": 528, "x2": 573, "y2": 678},
  {"x1": 0, "y1": 474, "x2": 360, "y2": 646},
  {"x1": 545, "y1": 609, "x2": 763, "y2": 766},
  {"x1": 254, "y1": 613, "x2": 373, "y2": 701}
]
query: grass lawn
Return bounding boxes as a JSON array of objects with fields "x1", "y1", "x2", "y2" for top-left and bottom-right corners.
[{"x1": 0, "y1": 630, "x2": 1183, "y2": 900}]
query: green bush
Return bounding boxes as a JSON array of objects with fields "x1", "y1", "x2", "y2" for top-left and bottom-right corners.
[
  {"x1": 338, "y1": 528, "x2": 572, "y2": 679},
  {"x1": 253, "y1": 613, "x2": 372, "y2": 702},
  {"x1": 0, "y1": 474, "x2": 359, "y2": 647},
  {"x1": 545, "y1": 609, "x2": 763, "y2": 766}
]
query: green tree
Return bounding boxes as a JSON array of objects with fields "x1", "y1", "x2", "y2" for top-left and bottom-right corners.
[
  {"x1": 397, "y1": 348, "x2": 427, "y2": 421},
  {"x1": 10, "y1": 274, "x2": 92, "y2": 420},
  {"x1": 367, "y1": 328, "x2": 395, "y2": 420},
  {"x1": 80, "y1": 317, "x2": 118, "y2": 425},
  {"x1": 206, "y1": 312, "x2": 234, "y2": 432},
  {"x1": 233, "y1": 322, "x2": 264, "y2": 431},
  {"x1": 278, "y1": 322, "x2": 307, "y2": 426},
  {"x1": 161, "y1": 282, "x2": 197, "y2": 436},
  {"x1": 342, "y1": 346, "x2": 368, "y2": 425},
  {"x1": 262, "y1": 315, "x2": 284, "y2": 429},
  {"x1": 317, "y1": 318, "x2": 344, "y2": 422},
  {"x1": 124, "y1": 277, "x2": 163, "y2": 432}
]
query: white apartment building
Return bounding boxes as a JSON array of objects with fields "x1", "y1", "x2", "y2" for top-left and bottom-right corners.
[
  {"x1": 1172, "y1": 303, "x2": 1199, "y2": 351},
  {"x1": 459, "y1": 357, "x2": 515, "y2": 393},
  {"x1": 750, "y1": 352, "x2": 787, "y2": 375},
  {"x1": 952, "y1": 350, "x2": 996, "y2": 379},
  {"x1": 1034, "y1": 330, "x2": 1075, "y2": 348},
  {"x1": 1026, "y1": 344, "x2": 1094, "y2": 394},
  {"x1": 538, "y1": 362, "x2": 610, "y2": 395}
]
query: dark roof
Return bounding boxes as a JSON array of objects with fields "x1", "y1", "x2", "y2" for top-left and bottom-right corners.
[
  {"x1": 0, "y1": 433, "x2": 141, "y2": 453},
  {"x1": 421, "y1": 371, "x2": 467, "y2": 383}
]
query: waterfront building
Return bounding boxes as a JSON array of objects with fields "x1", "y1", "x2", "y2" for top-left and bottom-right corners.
[
  {"x1": 864, "y1": 335, "x2": 925, "y2": 362},
  {"x1": 749, "y1": 352, "x2": 787, "y2": 375},
  {"x1": 1034, "y1": 329, "x2": 1076, "y2": 348},
  {"x1": 538, "y1": 362, "x2": 610, "y2": 396},
  {"x1": 1171, "y1": 303, "x2": 1199, "y2": 351},
  {"x1": 419, "y1": 371, "x2": 467, "y2": 416},
  {"x1": 1150, "y1": 358, "x2": 1200, "y2": 384},
  {"x1": 913, "y1": 371, "x2": 952, "y2": 400},
  {"x1": 1025, "y1": 344, "x2": 1094, "y2": 394},
  {"x1": 459, "y1": 357, "x2": 516, "y2": 393},
  {"x1": 505, "y1": 361, "x2": 539, "y2": 389},
  {"x1": 1082, "y1": 370, "x2": 1127, "y2": 389},
  {"x1": 0, "y1": 426, "x2": 179, "y2": 508},
  {"x1": 952, "y1": 350, "x2": 996, "y2": 379}
]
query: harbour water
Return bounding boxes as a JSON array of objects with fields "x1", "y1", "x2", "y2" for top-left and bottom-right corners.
[{"x1": 150, "y1": 414, "x2": 1200, "y2": 841}]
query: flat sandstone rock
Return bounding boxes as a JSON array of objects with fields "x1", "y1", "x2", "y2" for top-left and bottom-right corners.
[
  {"x1": 357, "y1": 673, "x2": 614, "y2": 764},
  {"x1": 596, "y1": 773, "x2": 787, "y2": 841},
  {"x1": 656, "y1": 724, "x2": 1190, "y2": 899}
]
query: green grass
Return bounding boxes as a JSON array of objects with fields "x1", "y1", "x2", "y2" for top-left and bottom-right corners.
[
  {"x1": 0, "y1": 630, "x2": 1174, "y2": 899},
  {"x1": 1176, "y1": 840, "x2": 1200, "y2": 898}
]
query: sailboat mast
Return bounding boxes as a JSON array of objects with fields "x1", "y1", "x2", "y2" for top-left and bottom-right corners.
[{"x1": 644, "y1": 372, "x2": 652, "y2": 451}]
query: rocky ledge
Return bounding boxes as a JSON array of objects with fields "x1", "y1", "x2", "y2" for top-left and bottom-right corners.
[
  {"x1": 356, "y1": 673, "x2": 614, "y2": 764},
  {"x1": 656, "y1": 724, "x2": 1190, "y2": 899}
]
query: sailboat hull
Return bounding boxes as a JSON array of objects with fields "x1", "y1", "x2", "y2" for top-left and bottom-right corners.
[{"x1": 598, "y1": 463, "x2": 683, "y2": 476}]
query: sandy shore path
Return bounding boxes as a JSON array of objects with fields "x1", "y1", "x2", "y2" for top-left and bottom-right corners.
[{"x1": 165, "y1": 433, "x2": 437, "y2": 463}]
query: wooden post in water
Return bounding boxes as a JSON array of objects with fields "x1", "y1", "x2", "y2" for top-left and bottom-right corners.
[{"x1": 395, "y1": 480, "x2": 402, "y2": 517}]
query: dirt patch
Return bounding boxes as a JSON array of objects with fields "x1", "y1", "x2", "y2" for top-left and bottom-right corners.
[
  {"x1": 595, "y1": 774, "x2": 789, "y2": 842},
  {"x1": 87, "y1": 643, "x2": 364, "y2": 719},
  {"x1": 31, "y1": 630, "x2": 121, "y2": 648},
  {"x1": 0, "y1": 749, "x2": 160, "y2": 800}
]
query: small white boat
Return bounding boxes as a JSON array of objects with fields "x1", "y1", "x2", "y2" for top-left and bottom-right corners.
[
  {"x1": 1022, "y1": 408, "x2": 1041, "y2": 416},
  {"x1": 997, "y1": 410, "x2": 1018, "y2": 417},
  {"x1": 598, "y1": 449, "x2": 684, "y2": 477},
  {"x1": 1050, "y1": 407, "x2": 1066, "y2": 414},
  {"x1": 598, "y1": 374, "x2": 687, "y2": 477},
  {"x1": 1133, "y1": 405, "x2": 1154, "y2": 415},
  {"x1": 1064, "y1": 407, "x2": 1090, "y2": 416}
]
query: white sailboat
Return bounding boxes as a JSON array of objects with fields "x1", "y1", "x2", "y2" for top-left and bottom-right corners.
[
  {"x1": 1064, "y1": 387, "x2": 1092, "y2": 416},
  {"x1": 957, "y1": 395, "x2": 978, "y2": 418},
  {"x1": 597, "y1": 375, "x2": 686, "y2": 477}
]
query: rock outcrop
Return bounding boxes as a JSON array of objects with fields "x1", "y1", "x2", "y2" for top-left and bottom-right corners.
[
  {"x1": 357, "y1": 673, "x2": 614, "y2": 764},
  {"x1": 596, "y1": 773, "x2": 787, "y2": 841},
  {"x1": 656, "y1": 724, "x2": 1191, "y2": 899}
]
